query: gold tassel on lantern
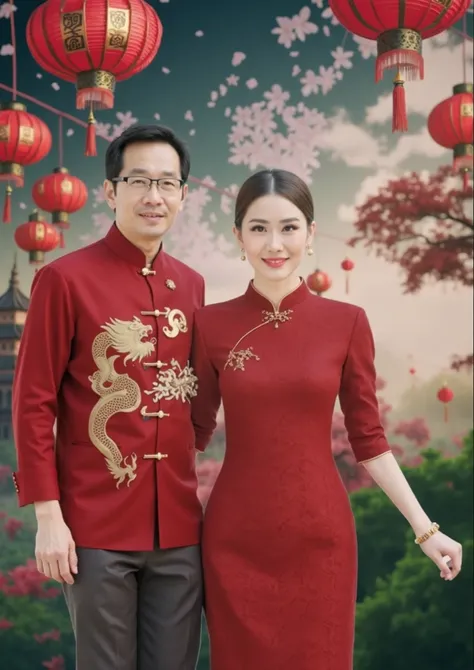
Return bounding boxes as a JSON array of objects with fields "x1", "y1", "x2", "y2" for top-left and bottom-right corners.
[
  {"x1": 3, "y1": 184, "x2": 12, "y2": 224},
  {"x1": 392, "y1": 72, "x2": 408, "y2": 133},
  {"x1": 85, "y1": 107, "x2": 97, "y2": 157}
]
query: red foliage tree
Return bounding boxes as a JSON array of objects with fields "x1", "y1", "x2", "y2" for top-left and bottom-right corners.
[
  {"x1": 35, "y1": 629, "x2": 61, "y2": 643},
  {"x1": 42, "y1": 656, "x2": 65, "y2": 670},
  {"x1": 0, "y1": 464, "x2": 11, "y2": 484},
  {"x1": 349, "y1": 165, "x2": 473, "y2": 370},
  {"x1": 3, "y1": 517, "x2": 23, "y2": 540},
  {"x1": 0, "y1": 559, "x2": 60, "y2": 599},
  {"x1": 393, "y1": 417, "x2": 431, "y2": 448},
  {"x1": 0, "y1": 618, "x2": 14, "y2": 630}
]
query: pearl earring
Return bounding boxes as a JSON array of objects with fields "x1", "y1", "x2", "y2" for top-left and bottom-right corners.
[
  {"x1": 240, "y1": 249, "x2": 246, "y2": 261},
  {"x1": 306, "y1": 245, "x2": 314, "y2": 256}
]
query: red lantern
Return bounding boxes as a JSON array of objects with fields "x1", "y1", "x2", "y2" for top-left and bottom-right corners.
[
  {"x1": 409, "y1": 367, "x2": 416, "y2": 376},
  {"x1": 0, "y1": 102, "x2": 52, "y2": 223},
  {"x1": 26, "y1": 0, "x2": 163, "y2": 156},
  {"x1": 329, "y1": 0, "x2": 471, "y2": 132},
  {"x1": 32, "y1": 167, "x2": 88, "y2": 248},
  {"x1": 428, "y1": 83, "x2": 473, "y2": 190},
  {"x1": 341, "y1": 257, "x2": 355, "y2": 294},
  {"x1": 14, "y1": 210, "x2": 60, "y2": 265},
  {"x1": 437, "y1": 383, "x2": 454, "y2": 423},
  {"x1": 307, "y1": 269, "x2": 332, "y2": 296}
]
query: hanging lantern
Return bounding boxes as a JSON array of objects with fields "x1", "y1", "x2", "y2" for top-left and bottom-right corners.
[
  {"x1": 32, "y1": 167, "x2": 88, "y2": 248},
  {"x1": 26, "y1": 0, "x2": 163, "y2": 156},
  {"x1": 409, "y1": 367, "x2": 416, "y2": 376},
  {"x1": 428, "y1": 83, "x2": 473, "y2": 190},
  {"x1": 0, "y1": 102, "x2": 52, "y2": 223},
  {"x1": 341, "y1": 257, "x2": 355, "y2": 294},
  {"x1": 437, "y1": 383, "x2": 454, "y2": 423},
  {"x1": 307, "y1": 269, "x2": 332, "y2": 296},
  {"x1": 329, "y1": 0, "x2": 471, "y2": 132},
  {"x1": 14, "y1": 210, "x2": 60, "y2": 266}
]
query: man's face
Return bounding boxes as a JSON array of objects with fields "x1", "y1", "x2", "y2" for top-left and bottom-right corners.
[{"x1": 103, "y1": 141, "x2": 187, "y2": 244}]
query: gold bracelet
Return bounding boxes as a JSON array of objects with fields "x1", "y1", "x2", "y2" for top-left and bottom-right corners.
[{"x1": 414, "y1": 522, "x2": 440, "y2": 545}]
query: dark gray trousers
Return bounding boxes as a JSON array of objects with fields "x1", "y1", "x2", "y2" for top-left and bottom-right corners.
[{"x1": 63, "y1": 544, "x2": 203, "y2": 670}]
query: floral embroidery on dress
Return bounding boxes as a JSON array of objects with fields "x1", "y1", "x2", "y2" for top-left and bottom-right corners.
[
  {"x1": 224, "y1": 309, "x2": 293, "y2": 371},
  {"x1": 225, "y1": 347, "x2": 260, "y2": 371},
  {"x1": 262, "y1": 309, "x2": 293, "y2": 328}
]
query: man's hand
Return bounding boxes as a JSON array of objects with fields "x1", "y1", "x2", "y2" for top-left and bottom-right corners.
[{"x1": 34, "y1": 501, "x2": 78, "y2": 584}]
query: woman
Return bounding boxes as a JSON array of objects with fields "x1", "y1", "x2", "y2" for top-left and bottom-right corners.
[{"x1": 191, "y1": 169, "x2": 462, "y2": 669}]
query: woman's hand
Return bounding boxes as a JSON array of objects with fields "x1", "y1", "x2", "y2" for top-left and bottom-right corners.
[{"x1": 418, "y1": 531, "x2": 462, "y2": 580}]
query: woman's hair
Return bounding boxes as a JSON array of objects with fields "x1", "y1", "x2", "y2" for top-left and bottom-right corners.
[{"x1": 234, "y1": 169, "x2": 314, "y2": 229}]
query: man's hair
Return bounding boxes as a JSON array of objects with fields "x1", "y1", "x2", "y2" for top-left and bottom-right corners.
[{"x1": 105, "y1": 124, "x2": 191, "y2": 183}]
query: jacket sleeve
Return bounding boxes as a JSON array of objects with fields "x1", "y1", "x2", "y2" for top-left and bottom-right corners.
[
  {"x1": 12, "y1": 264, "x2": 75, "y2": 506},
  {"x1": 191, "y1": 314, "x2": 221, "y2": 452},
  {"x1": 338, "y1": 308, "x2": 391, "y2": 463}
]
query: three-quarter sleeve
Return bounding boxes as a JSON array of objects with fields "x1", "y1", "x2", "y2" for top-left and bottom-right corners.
[
  {"x1": 12, "y1": 264, "x2": 75, "y2": 505},
  {"x1": 191, "y1": 315, "x2": 221, "y2": 452},
  {"x1": 338, "y1": 308, "x2": 391, "y2": 463}
]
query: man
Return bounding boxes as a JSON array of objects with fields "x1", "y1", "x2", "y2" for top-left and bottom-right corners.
[{"x1": 12, "y1": 125, "x2": 205, "y2": 670}]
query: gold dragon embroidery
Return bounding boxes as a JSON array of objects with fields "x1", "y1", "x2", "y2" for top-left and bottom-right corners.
[
  {"x1": 224, "y1": 309, "x2": 293, "y2": 372},
  {"x1": 88, "y1": 316, "x2": 155, "y2": 488}
]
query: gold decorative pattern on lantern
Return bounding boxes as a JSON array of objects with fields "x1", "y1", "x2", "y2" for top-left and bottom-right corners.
[
  {"x1": 433, "y1": 0, "x2": 452, "y2": 8},
  {"x1": 19, "y1": 126, "x2": 35, "y2": 146},
  {"x1": 77, "y1": 70, "x2": 116, "y2": 94},
  {"x1": 0, "y1": 125, "x2": 10, "y2": 142},
  {"x1": 377, "y1": 28, "x2": 422, "y2": 56},
  {"x1": 0, "y1": 163, "x2": 23, "y2": 179},
  {"x1": 37, "y1": 182, "x2": 45, "y2": 194},
  {"x1": 61, "y1": 11, "x2": 86, "y2": 52},
  {"x1": 461, "y1": 103, "x2": 473, "y2": 117},
  {"x1": 107, "y1": 9, "x2": 130, "y2": 50},
  {"x1": 35, "y1": 223, "x2": 46, "y2": 241},
  {"x1": 60, "y1": 179, "x2": 73, "y2": 194}
]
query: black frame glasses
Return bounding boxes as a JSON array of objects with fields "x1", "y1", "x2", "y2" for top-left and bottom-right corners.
[{"x1": 112, "y1": 176, "x2": 185, "y2": 192}]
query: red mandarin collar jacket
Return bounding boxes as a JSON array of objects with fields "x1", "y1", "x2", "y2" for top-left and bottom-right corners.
[{"x1": 12, "y1": 224, "x2": 205, "y2": 551}]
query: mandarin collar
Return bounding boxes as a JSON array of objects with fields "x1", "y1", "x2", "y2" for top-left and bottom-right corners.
[
  {"x1": 102, "y1": 223, "x2": 164, "y2": 272},
  {"x1": 244, "y1": 279, "x2": 311, "y2": 312}
]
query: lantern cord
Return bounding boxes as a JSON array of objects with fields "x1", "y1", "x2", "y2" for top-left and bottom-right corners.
[
  {"x1": 450, "y1": 27, "x2": 473, "y2": 42},
  {"x1": 9, "y1": 0, "x2": 17, "y2": 100},
  {"x1": 0, "y1": 82, "x2": 237, "y2": 200},
  {"x1": 58, "y1": 116, "x2": 63, "y2": 167},
  {"x1": 462, "y1": 13, "x2": 467, "y2": 83}
]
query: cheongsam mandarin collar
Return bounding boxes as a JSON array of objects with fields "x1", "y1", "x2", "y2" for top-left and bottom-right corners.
[
  {"x1": 244, "y1": 278, "x2": 311, "y2": 313},
  {"x1": 102, "y1": 222, "x2": 164, "y2": 274}
]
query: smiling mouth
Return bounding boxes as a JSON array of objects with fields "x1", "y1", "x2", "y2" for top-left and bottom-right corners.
[
  {"x1": 140, "y1": 213, "x2": 165, "y2": 221},
  {"x1": 262, "y1": 258, "x2": 288, "y2": 268}
]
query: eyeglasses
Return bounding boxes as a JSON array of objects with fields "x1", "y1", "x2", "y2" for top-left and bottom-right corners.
[{"x1": 112, "y1": 176, "x2": 184, "y2": 193}]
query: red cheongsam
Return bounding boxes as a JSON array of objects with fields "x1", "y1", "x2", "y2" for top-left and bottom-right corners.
[{"x1": 191, "y1": 280, "x2": 391, "y2": 670}]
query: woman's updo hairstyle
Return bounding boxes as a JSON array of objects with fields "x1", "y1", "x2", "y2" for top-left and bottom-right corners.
[{"x1": 234, "y1": 169, "x2": 314, "y2": 230}]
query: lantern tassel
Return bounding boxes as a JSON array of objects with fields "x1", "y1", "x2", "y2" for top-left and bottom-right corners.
[
  {"x1": 345, "y1": 274, "x2": 350, "y2": 295},
  {"x1": 59, "y1": 231, "x2": 65, "y2": 249},
  {"x1": 392, "y1": 72, "x2": 408, "y2": 133},
  {"x1": 85, "y1": 108, "x2": 97, "y2": 157},
  {"x1": 462, "y1": 170, "x2": 469, "y2": 191},
  {"x1": 3, "y1": 185, "x2": 12, "y2": 224},
  {"x1": 444, "y1": 404, "x2": 449, "y2": 423}
]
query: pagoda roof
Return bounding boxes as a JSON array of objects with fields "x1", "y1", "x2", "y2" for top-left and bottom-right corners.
[{"x1": 0, "y1": 255, "x2": 29, "y2": 312}]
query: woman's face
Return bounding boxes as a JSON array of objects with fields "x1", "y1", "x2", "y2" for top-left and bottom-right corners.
[{"x1": 235, "y1": 194, "x2": 315, "y2": 284}]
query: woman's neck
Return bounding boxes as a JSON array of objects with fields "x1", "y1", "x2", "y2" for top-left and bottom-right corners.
[{"x1": 252, "y1": 272, "x2": 302, "y2": 310}]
